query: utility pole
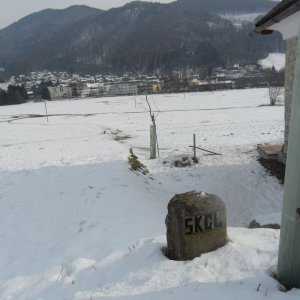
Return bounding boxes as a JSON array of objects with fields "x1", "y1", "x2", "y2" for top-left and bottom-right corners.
[{"x1": 277, "y1": 29, "x2": 300, "y2": 289}]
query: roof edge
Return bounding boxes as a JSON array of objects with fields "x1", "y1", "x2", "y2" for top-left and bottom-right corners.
[
  {"x1": 252, "y1": 0, "x2": 300, "y2": 36},
  {"x1": 256, "y1": 0, "x2": 299, "y2": 27}
]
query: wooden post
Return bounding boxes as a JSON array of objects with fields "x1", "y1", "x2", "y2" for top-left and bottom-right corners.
[{"x1": 150, "y1": 124, "x2": 157, "y2": 159}]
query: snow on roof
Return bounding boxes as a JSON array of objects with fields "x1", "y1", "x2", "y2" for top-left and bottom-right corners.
[
  {"x1": 0, "y1": 83, "x2": 9, "y2": 91},
  {"x1": 87, "y1": 83, "x2": 103, "y2": 88}
]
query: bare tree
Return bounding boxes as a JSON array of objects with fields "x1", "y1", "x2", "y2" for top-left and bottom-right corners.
[{"x1": 269, "y1": 86, "x2": 284, "y2": 106}]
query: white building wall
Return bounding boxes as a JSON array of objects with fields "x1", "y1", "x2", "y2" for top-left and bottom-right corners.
[
  {"x1": 109, "y1": 83, "x2": 137, "y2": 96},
  {"x1": 268, "y1": 12, "x2": 300, "y2": 161}
]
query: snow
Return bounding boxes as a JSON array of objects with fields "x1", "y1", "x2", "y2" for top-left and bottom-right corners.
[
  {"x1": 258, "y1": 53, "x2": 286, "y2": 71},
  {"x1": 0, "y1": 83, "x2": 9, "y2": 91},
  {"x1": 0, "y1": 88, "x2": 297, "y2": 299},
  {"x1": 220, "y1": 13, "x2": 262, "y2": 27}
]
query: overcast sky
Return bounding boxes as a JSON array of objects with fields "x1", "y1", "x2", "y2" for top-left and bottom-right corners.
[{"x1": 0, "y1": 0, "x2": 174, "y2": 29}]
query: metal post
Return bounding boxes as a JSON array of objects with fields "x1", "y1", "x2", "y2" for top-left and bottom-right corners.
[
  {"x1": 44, "y1": 100, "x2": 49, "y2": 123},
  {"x1": 150, "y1": 124, "x2": 157, "y2": 159},
  {"x1": 193, "y1": 134, "x2": 196, "y2": 160},
  {"x1": 277, "y1": 30, "x2": 300, "y2": 289}
]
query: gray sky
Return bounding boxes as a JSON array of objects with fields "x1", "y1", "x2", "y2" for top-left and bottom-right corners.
[{"x1": 0, "y1": 0, "x2": 174, "y2": 29}]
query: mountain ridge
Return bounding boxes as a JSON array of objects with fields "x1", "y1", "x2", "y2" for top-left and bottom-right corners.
[{"x1": 0, "y1": 0, "x2": 283, "y2": 75}]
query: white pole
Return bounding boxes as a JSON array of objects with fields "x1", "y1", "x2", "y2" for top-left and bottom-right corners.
[
  {"x1": 277, "y1": 29, "x2": 300, "y2": 289},
  {"x1": 150, "y1": 124, "x2": 157, "y2": 159},
  {"x1": 193, "y1": 134, "x2": 196, "y2": 160},
  {"x1": 44, "y1": 100, "x2": 49, "y2": 123}
]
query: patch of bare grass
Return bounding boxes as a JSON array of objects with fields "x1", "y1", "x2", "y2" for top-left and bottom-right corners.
[{"x1": 128, "y1": 148, "x2": 148, "y2": 175}]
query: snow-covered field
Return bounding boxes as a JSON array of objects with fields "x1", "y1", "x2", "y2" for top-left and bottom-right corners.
[
  {"x1": 258, "y1": 53, "x2": 286, "y2": 71},
  {"x1": 0, "y1": 88, "x2": 298, "y2": 300}
]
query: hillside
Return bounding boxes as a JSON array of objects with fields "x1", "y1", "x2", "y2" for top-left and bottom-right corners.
[{"x1": 0, "y1": 0, "x2": 283, "y2": 74}]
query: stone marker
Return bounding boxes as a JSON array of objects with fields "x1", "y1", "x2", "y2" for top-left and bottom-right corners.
[{"x1": 165, "y1": 191, "x2": 227, "y2": 261}]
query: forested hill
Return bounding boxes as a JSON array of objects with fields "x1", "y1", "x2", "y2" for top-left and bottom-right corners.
[{"x1": 0, "y1": 0, "x2": 283, "y2": 74}]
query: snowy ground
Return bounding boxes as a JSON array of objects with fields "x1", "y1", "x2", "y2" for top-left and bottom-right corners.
[{"x1": 0, "y1": 88, "x2": 298, "y2": 300}]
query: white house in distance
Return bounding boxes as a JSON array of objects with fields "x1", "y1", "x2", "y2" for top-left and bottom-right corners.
[
  {"x1": 48, "y1": 85, "x2": 72, "y2": 100},
  {"x1": 109, "y1": 82, "x2": 137, "y2": 96}
]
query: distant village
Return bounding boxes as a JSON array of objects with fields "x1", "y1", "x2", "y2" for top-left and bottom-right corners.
[{"x1": 0, "y1": 63, "x2": 283, "y2": 102}]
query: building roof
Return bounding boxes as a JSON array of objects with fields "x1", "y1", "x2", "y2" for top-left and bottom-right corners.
[{"x1": 252, "y1": 0, "x2": 300, "y2": 35}]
